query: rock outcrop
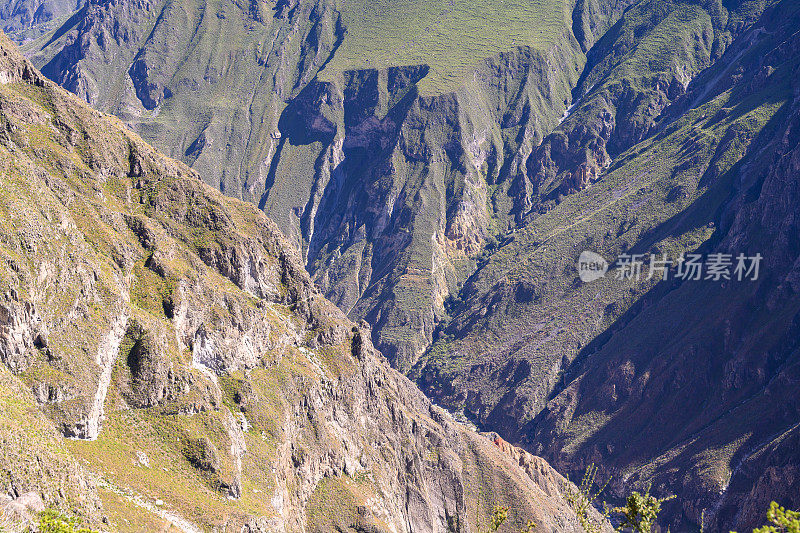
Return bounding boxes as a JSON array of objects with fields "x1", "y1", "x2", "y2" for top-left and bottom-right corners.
[
  {"x1": 22, "y1": 0, "x2": 606, "y2": 372},
  {"x1": 17, "y1": 0, "x2": 800, "y2": 529},
  {"x1": 0, "y1": 31, "x2": 599, "y2": 532},
  {"x1": 418, "y1": 1, "x2": 800, "y2": 531},
  {"x1": 0, "y1": 0, "x2": 85, "y2": 42}
]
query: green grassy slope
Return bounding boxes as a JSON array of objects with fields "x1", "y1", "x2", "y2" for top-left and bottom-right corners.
[
  {"x1": 415, "y1": 0, "x2": 800, "y2": 530},
  {"x1": 0, "y1": 368, "x2": 102, "y2": 526},
  {"x1": 322, "y1": 0, "x2": 570, "y2": 95}
]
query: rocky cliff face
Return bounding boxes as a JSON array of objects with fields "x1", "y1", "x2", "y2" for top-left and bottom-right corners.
[
  {"x1": 0, "y1": 0, "x2": 85, "y2": 43},
  {"x1": 530, "y1": 25, "x2": 800, "y2": 524},
  {"x1": 416, "y1": 0, "x2": 777, "y2": 430},
  {"x1": 21, "y1": 0, "x2": 629, "y2": 372},
  {"x1": 274, "y1": 39, "x2": 584, "y2": 371},
  {"x1": 17, "y1": 0, "x2": 800, "y2": 529},
  {"x1": 417, "y1": 0, "x2": 800, "y2": 530},
  {"x1": 0, "y1": 32, "x2": 600, "y2": 532}
]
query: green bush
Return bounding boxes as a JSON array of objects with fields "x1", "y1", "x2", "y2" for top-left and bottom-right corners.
[
  {"x1": 37, "y1": 509, "x2": 94, "y2": 533},
  {"x1": 561, "y1": 465, "x2": 677, "y2": 533},
  {"x1": 613, "y1": 490, "x2": 674, "y2": 533},
  {"x1": 480, "y1": 504, "x2": 535, "y2": 533}
]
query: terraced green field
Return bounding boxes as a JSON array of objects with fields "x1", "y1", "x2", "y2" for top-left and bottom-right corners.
[{"x1": 321, "y1": 0, "x2": 570, "y2": 94}]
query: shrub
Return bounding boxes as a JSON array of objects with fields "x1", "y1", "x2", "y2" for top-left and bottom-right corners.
[
  {"x1": 480, "y1": 504, "x2": 535, "y2": 533},
  {"x1": 37, "y1": 509, "x2": 94, "y2": 533},
  {"x1": 612, "y1": 489, "x2": 675, "y2": 533},
  {"x1": 563, "y1": 464, "x2": 611, "y2": 533}
]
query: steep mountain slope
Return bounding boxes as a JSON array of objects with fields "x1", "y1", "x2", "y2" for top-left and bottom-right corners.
[
  {"x1": 530, "y1": 8, "x2": 800, "y2": 529},
  {"x1": 21, "y1": 0, "x2": 637, "y2": 371},
  {"x1": 27, "y1": 0, "x2": 779, "y2": 378},
  {"x1": 0, "y1": 0, "x2": 85, "y2": 42},
  {"x1": 415, "y1": 0, "x2": 800, "y2": 530},
  {"x1": 0, "y1": 32, "x2": 599, "y2": 532},
  {"x1": 416, "y1": 0, "x2": 779, "y2": 434},
  {"x1": 317, "y1": 0, "x2": 570, "y2": 95},
  {"x1": 18, "y1": 0, "x2": 800, "y2": 530}
]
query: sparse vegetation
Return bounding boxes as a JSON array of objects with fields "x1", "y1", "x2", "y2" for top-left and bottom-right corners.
[
  {"x1": 563, "y1": 464, "x2": 611, "y2": 533},
  {"x1": 612, "y1": 489, "x2": 675, "y2": 533},
  {"x1": 736, "y1": 502, "x2": 800, "y2": 533},
  {"x1": 479, "y1": 504, "x2": 535, "y2": 532},
  {"x1": 321, "y1": 0, "x2": 570, "y2": 95},
  {"x1": 37, "y1": 509, "x2": 95, "y2": 533},
  {"x1": 3, "y1": 0, "x2": 800, "y2": 531},
  {"x1": 418, "y1": 5, "x2": 800, "y2": 530},
  {"x1": 559, "y1": 465, "x2": 675, "y2": 533},
  {"x1": 558, "y1": 465, "x2": 795, "y2": 533}
]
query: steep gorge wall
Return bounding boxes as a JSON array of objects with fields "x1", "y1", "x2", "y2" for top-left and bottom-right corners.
[
  {"x1": 21, "y1": 0, "x2": 639, "y2": 371},
  {"x1": 271, "y1": 36, "x2": 586, "y2": 370},
  {"x1": 0, "y1": 32, "x2": 600, "y2": 532},
  {"x1": 0, "y1": 0, "x2": 86, "y2": 42},
  {"x1": 416, "y1": 0, "x2": 768, "y2": 436},
  {"x1": 417, "y1": 1, "x2": 800, "y2": 530}
]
